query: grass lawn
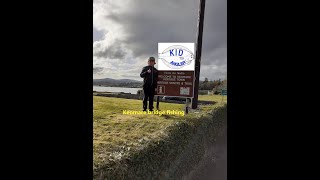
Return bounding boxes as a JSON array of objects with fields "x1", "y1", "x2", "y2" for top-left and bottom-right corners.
[
  {"x1": 198, "y1": 94, "x2": 227, "y2": 111},
  {"x1": 93, "y1": 94, "x2": 227, "y2": 169}
]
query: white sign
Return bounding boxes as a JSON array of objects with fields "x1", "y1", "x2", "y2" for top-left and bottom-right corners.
[
  {"x1": 180, "y1": 87, "x2": 190, "y2": 95},
  {"x1": 157, "y1": 85, "x2": 165, "y2": 94},
  {"x1": 158, "y1": 43, "x2": 195, "y2": 71}
]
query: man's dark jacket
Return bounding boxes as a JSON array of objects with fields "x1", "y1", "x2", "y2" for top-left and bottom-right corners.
[{"x1": 140, "y1": 66, "x2": 158, "y2": 88}]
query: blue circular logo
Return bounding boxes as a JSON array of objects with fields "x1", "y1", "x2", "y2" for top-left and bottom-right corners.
[{"x1": 158, "y1": 45, "x2": 194, "y2": 69}]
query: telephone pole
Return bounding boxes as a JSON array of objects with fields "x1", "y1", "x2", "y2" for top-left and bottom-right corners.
[{"x1": 192, "y1": 0, "x2": 206, "y2": 109}]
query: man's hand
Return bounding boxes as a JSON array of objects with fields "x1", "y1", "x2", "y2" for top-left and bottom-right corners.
[{"x1": 147, "y1": 69, "x2": 151, "y2": 73}]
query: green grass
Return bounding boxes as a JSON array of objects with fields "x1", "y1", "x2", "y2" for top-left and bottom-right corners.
[
  {"x1": 198, "y1": 94, "x2": 227, "y2": 111},
  {"x1": 93, "y1": 94, "x2": 226, "y2": 171},
  {"x1": 198, "y1": 94, "x2": 227, "y2": 102}
]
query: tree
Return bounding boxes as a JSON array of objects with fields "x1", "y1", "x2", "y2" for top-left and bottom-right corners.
[
  {"x1": 200, "y1": 77, "x2": 209, "y2": 90},
  {"x1": 208, "y1": 80, "x2": 214, "y2": 90},
  {"x1": 213, "y1": 80, "x2": 219, "y2": 88}
]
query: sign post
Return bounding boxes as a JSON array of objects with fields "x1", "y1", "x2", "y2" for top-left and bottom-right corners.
[
  {"x1": 185, "y1": 98, "x2": 189, "y2": 114},
  {"x1": 221, "y1": 89, "x2": 227, "y2": 103},
  {"x1": 192, "y1": 0, "x2": 206, "y2": 109},
  {"x1": 156, "y1": 96, "x2": 160, "y2": 110}
]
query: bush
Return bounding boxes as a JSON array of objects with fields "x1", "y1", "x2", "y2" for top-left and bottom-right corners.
[{"x1": 198, "y1": 90, "x2": 209, "y2": 95}]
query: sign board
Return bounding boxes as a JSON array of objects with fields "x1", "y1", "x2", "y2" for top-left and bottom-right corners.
[
  {"x1": 155, "y1": 71, "x2": 194, "y2": 97},
  {"x1": 222, "y1": 89, "x2": 227, "y2": 95},
  {"x1": 155, "y1": 43, "x2": 195, "y2": 98},
  {"x1": 158, "y1": 43, "x2": 195, "y2": 71}
]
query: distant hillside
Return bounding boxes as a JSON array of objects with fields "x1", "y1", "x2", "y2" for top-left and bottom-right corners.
[{"x1": 93, "y1": 78, "x2": 143, "y2": 88}]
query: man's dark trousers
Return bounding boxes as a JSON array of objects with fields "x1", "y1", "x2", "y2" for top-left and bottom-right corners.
[{"x1": 143, "y1": 84, "x2": 155, "y2": 111}]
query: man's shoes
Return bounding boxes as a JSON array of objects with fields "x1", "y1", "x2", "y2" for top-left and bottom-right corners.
[
  {"x1": 143, "y1": 109, "x2": 147, "y2": 111},
  {"x1": 149, "y1": 109, "x2": 154, "y2": 112}
]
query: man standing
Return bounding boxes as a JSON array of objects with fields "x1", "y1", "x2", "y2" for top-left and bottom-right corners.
[{"x1": 140, "y1": 57, "x2": 158, "y2": 111}]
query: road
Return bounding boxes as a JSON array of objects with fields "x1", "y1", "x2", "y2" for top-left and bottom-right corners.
[{"x1": 184, "y1": 128, "x2": 227, "y2": 180}]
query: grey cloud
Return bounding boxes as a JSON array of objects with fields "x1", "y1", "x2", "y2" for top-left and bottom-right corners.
[
  {"x1": 204, "y1": 0, "x2": 227, "y2": 53},
  {"x1": 202, "y1": 48, "x2": 227, "y2": 66},
  {"x1": 117, "y1": 0, "x2": 226, "y2": 58},
  {"x1": 200, "y1": 64, "x2": 227, "y2": 80},
  {"x1": 94, "y1": 0, "x2": 226, "y2": 81},
  {"x1": 93, "y1": 43, "x2": 127, "y2": 59},
  {"x1": 93, "y1": 67, "x2": 104, "y2": 73},
  {"x1": 109, "y1": 0, "x2": 198, "y2": 58},
  {"x1": 93, "y1": 27, "x2": 104, "y2": 42}
]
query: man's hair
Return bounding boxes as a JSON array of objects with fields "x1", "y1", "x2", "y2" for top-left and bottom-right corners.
[{"x1": 148, "y1": 57, "x2": 155, "y2": 61}]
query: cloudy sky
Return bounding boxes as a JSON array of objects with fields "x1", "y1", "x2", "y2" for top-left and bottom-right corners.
[{"x1": 93, "y1": 0, "x2": 226, "y2": 81}]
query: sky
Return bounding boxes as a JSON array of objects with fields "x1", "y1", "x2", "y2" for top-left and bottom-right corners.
[{"x1": 93, "y1": 0, "x2": 227, "y2": 81}]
